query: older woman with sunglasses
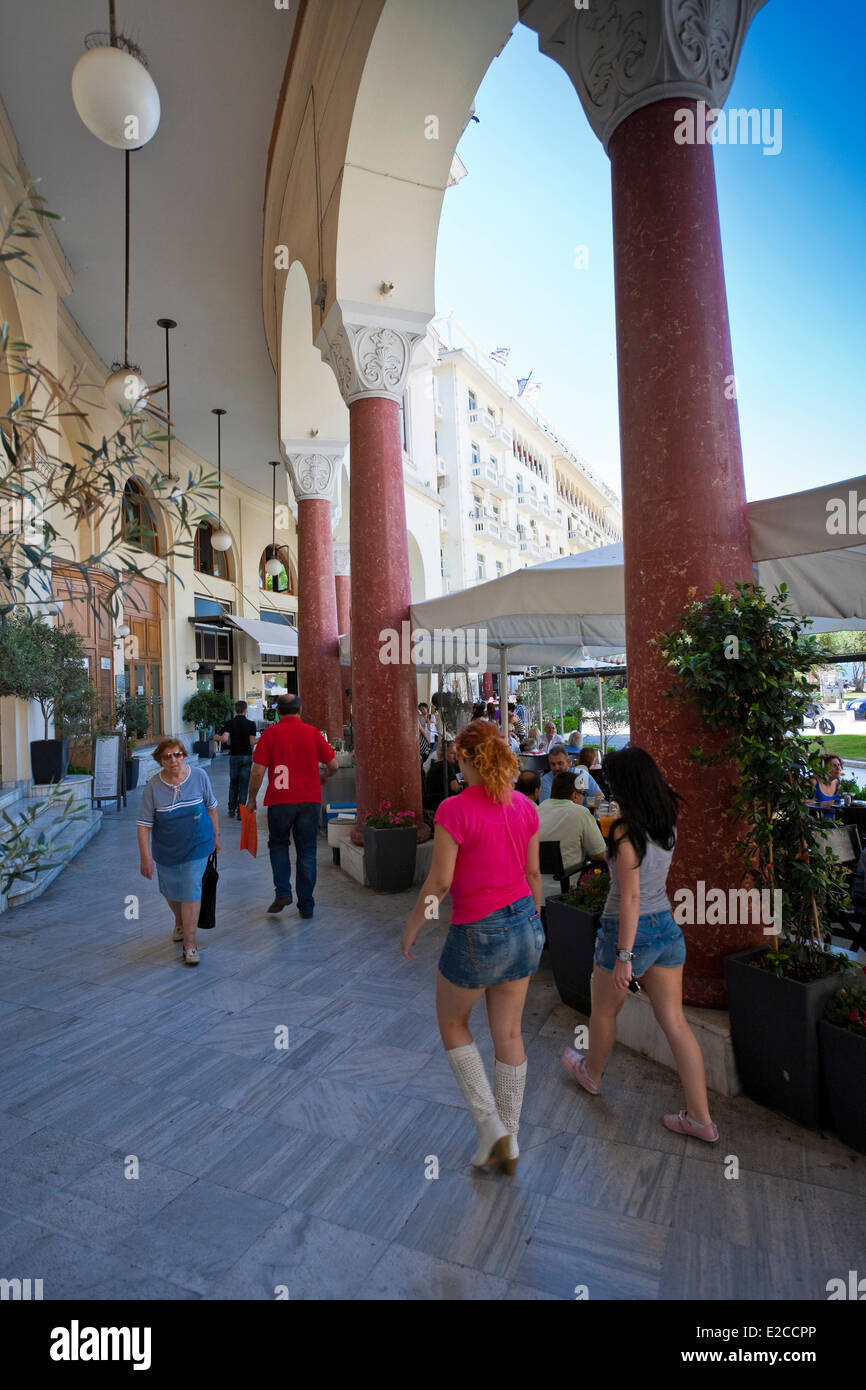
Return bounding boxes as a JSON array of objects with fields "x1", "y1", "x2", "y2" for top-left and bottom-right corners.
[{"x1": 137, "y1": 738, "x2": 220, "y2": 966}]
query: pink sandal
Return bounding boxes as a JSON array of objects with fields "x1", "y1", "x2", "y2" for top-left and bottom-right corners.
[
  {"x1": 663, "y1": 1110, "x2": 719, "y2": 1142},
  {"x1": 561, "y1": 1047, "x2": 602, "y2": 1095}
]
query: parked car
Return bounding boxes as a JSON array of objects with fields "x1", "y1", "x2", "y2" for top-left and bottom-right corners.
[{"x1": 846, "y1": 697, "x2": 866, "y2": 720}]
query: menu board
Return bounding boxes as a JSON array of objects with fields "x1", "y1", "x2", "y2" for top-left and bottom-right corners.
[{"x1": 92, "y1": 733, "x2": 124, "y2": 809}]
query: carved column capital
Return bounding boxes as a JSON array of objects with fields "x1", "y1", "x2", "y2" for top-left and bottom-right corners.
[
  {"x1": 523, "y1": 0, "x2": 769, "y2": 151},
  {"x1": 282, "y1": 441, "x2": 347, "y2": 505},
  {"x1": 316, "y1": 301, "x2": 429, "y2": 406},
  {"x1": 332, "y1": 543, "x2": 351, "y2": 577}
]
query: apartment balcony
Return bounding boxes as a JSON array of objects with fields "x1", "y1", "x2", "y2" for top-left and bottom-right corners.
[
  {"x1": 501, "y1": 477, "x2": 517, "y2": 497},
  {"x1": 468, "y1": 407, "x2": 497, "y2": 436},
  {"x1": 471, "y1": 463, "x2": 500, "y2": 489},
  {"x1": 473, "y1": 519, "x2": 500, "y2": 540},
  {"x1": 520, "y1": 494, "x2": 541, "y2": 514},
  {"x1": 498, "y1": 424, "x2": 513, "y2": 449},
  {"x1": 501, "y1": 526, "x2": 518, "y2": 546},
  {"x1": 519, "y1": 540, "x2": 543, "y2": 558},
  {"x1": 489, "y1": 472, "x2": 512, "y2": 500}
]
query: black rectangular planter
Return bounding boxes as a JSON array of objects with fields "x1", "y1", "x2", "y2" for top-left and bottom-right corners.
[
  {"x1": 724, "y1": 946, "x2": 856, "y2": 1129},
  {"x1": 818, "y1": 1019, "x2": 866, "y2": 1153},
  {"x1": 363, "y1": 825, "x2": 417, "y2": 893},
  {"x1": 544, "y1": 895, "x2": 600, "y2": 1015},
  {"x1": 30, "y1": 738, "x2": 70, "y2": 784}
]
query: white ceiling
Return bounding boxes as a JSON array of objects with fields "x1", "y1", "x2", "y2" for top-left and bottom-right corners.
[{"x1": 0, "y1": 0, "x2": 293, "y2": 495}]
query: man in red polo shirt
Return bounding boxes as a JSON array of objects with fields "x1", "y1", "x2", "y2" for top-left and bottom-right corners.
[{"x1": 246, "y1": 693, "x2": 338, "y2": 917}]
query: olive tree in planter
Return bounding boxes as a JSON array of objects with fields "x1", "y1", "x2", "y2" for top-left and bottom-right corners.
[
  {"x1": 657, "y1": 582, "x2": 858, "y2": 1128},
  {"x1": 545, "y1": 867, "x2": 610, "y2": 1014},
  {"x1": 182, "y1": 689, "x2": 233, "y2": 758},
  {"x1": 360, "y1": 802, "x2": 418, "y2": 893},
  {"x1": 115, "y1": 695, "x2": 150, "y2": 790},
  {"x1": 0, "y1": 615, "x2": 91, "y2": 783}
]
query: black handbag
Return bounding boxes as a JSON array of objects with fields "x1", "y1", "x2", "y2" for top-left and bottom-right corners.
[{"x1": 199, "y1": 851, "x2": 219, "y2": 930}]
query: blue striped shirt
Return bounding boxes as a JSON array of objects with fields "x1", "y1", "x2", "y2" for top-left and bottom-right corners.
[{"x1": 137, "y1": 766, "x2": 217, "y2": 865}]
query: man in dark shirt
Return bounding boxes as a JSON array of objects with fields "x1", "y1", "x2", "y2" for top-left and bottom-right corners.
[{"x1": 219, "y1": 701, "x2": 258, "y2": 818}]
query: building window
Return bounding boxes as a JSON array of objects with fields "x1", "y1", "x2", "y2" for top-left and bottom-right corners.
[
  {"x1": 471, "y1": 495, "x2": 482, "y2": 519},
  {"x1": 468, "y1": 391, "x2": 477, "y2": 412},
  {"x1": 495, "y1": 561, "x2": 504, "y2": 578},
  {"x1": 194, "y1": 520, "x2": 232, "y2": 579},
  {"x1": 475, "y1": 554, "x2": 485, "y2": 581},
  {"x1": 121, "y1": 479, "x2": 159, "y2": 555},
  {"x1": 259, "y1": 545, "x2": 296, "y2": 594},
  {"x1": 471, "y1": 442, "x2": 480, "y2": 467}
]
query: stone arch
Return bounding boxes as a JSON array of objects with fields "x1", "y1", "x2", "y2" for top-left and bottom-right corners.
[
  {"x1": 407, "y1": 530, "x2": 426, "y2": 603},
  {"x1": 280, "y1": 259, "x2": 349, "y2": 446}
]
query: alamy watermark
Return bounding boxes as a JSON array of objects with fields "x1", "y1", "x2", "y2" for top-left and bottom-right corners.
[
  {"x1": 378, "y1": 621, "x2": 487, "y2": 673},
  {"x1": 674, "y1": 100, "x2": 782, "y2": 157},
  {"x1": 673, "y1": 882, "x2": 782, "y2": 934}
]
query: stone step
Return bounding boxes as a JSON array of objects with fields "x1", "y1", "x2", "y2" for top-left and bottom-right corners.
[{"x1": 6, "y1": 809, "x2": 103, "y2": 909}]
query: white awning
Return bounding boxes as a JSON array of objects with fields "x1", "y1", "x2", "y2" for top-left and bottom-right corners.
[{"x1": 226, "y1": 615, "x2": 298, "y2": 657}]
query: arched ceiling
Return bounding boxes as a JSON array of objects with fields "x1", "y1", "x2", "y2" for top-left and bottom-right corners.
[{"x1": 0, "y1": 0, "x2": 294, "y2": 495}]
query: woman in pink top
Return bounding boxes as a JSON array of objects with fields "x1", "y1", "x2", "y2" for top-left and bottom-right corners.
[{"x1": 402, "y1": 720, "x2": 543, "y2": 1174}]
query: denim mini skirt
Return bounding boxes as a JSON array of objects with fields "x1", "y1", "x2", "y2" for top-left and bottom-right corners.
[
  {"x1": 594, "y1": 909, "x2": 686, "y2": 976},
  {"x1": 156, "y1": 855, "x2": 209, "y2": 903},
  {"x1": 439, "y1": 894, "x2": 544, "y2": 988}
]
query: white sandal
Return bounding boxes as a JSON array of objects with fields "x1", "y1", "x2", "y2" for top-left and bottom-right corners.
[{"x1": 182, "y1": 946, "x2": 199, "y2": 966}]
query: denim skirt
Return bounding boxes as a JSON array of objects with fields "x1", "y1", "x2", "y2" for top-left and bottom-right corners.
[
  {"x1": 594, "y1": 910, "x2": 686, "y2": 976},
  {"x1": 439, "y1": 894, "x2": 544, "y2": 989},
  {"x1": 156, "y1": 855, "x2": 209, "y2": 903}
]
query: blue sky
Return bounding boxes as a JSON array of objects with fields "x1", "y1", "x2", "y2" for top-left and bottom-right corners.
[{"x1": 434, "y1": 2, "x2": 866, "y2": 504}]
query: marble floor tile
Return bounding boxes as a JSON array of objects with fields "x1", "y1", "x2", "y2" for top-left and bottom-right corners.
[
  {"x1": 1, "y1": 1223, "x2": 200, "y2": 1300},
  {"x1": 510, "y1": 1197, "x2": 670, "y2": 1300},
  {"x1": 360, "y1": 1241, "x2": 508, "y2": 1301},
  {"x1": 551, "y1": 1135, "x2": 684, "y2": 1225},
  {"x1": 395, "y1": 1169, "x2": 547, "y2": 1279},
  {"x1": 321, "y1": 1043, "x2": 432, "y2": 1089},
  {"x1": 208, "y1": 1208, "x2": 387, "y2": 1300}
]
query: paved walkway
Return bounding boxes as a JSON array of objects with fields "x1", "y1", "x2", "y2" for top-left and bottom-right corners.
[{"x1": 1, "y1": 758, "x2": 864, "y2": 1301}]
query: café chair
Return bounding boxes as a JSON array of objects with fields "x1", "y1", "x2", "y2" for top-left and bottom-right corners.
[
  {"x1": 818, "y1": 823, "x2": 866, "y2": 954},
  {"x1": 539, "y1": 840, "x2": 588, "y2": 897}
]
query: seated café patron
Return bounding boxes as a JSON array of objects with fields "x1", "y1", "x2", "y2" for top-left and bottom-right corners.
[{"x1": 538, "y1": 771, "x2": 607, "y2": 874}]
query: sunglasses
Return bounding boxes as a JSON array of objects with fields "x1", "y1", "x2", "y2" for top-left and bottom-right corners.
[{"x1": 161, "y1": 752, "x2": 185, "y2": 760}]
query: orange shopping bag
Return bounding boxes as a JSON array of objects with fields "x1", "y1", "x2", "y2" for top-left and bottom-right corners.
[{"x1": 239, "y1": 805, "x2": 258, "y2": 857}]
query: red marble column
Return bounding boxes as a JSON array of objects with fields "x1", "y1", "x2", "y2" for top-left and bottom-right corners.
[
  {"x1": 335, "y1": 568, "x2": 351, "y2": 726},
  {"x1": 296, "y1": 498, "x2": 343, "y2": 742},
  {"x1": 482, "y1": 672, "x2": 494, "y2": 702},
  {"x1": 349, "y1": 396, "x2": 423, "y2": 819},
  {"x1": 610, "y1": 99, "x2": 763, "y2": 1006}
]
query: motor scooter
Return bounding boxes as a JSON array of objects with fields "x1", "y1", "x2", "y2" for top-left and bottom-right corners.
[{"x1": 804, "y1": 700, "x2": 835, "y2": 735}]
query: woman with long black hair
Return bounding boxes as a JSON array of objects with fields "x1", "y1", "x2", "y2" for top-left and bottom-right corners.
[{"x1": 561, "y1": 746, "x2": 719, "y2": 1141}]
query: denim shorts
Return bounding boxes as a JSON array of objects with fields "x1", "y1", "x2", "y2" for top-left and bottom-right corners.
[
  {"x1": 156, "y1": 855, "x2": 209, "y2": 903},
  {"x1": 439, "y1": 894, "x2": 544, "y2": 989},
  {"x1": 594, "y1": 910, "x2": 686, "y2": 976}
]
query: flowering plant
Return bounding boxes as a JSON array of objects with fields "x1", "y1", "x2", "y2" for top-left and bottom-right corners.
[
  {"x1": 824, "y1": 975, "x2": 866, "y2": 1037},
  {"x1": 362, "y1": 801, "x2": 417, "y2": 830},
  {"x1": 565, "y1": 866, "x2": 610, "y2": 914}
]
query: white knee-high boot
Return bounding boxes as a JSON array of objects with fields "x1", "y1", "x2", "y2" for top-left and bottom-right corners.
[
  {"x1": 446, "y1": 1043, "x2": 510, "y2": 1167},
  {"x1": 494, "y1": 1058, "x2": 527, "y2": 1174}
]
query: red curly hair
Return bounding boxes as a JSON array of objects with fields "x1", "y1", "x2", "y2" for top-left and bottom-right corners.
[{"x1": 454, "y1": 719, "x2": 518, "y2": 803}]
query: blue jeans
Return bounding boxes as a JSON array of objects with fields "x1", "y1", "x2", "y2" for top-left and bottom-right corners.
[
  {"x1": 594, "y1": 910, "x2": 686, "y2": 976},
  {"x1": 228, "y1": 755, "x2": 252, "y2": 812},
  {"x1": 267, "y1": 802, "x2": 320, "y2": 911}
]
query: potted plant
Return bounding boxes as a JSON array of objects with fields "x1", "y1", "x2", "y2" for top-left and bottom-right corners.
[
  {"x1": 182, "y1": 689, "x2": 233, "y2": 758},
  {"x1": 115, "y1": 695, "x2": 150, "y2": 790},
  {"x1": 658, "y1": 583, "x2": 859, "y2": 1128},
  {"x1": 361, "y1": 801, "x2": 418, "y2": 893},
  {"x1": 818, "y1": 975, "x2": 866, "y2": 1153},
  {"x1": 545, "y1": 867, "x2": 610, "y2": 1014},
  {"x1": 0, "y1": 614, "x2": 91, "y2": 783}
]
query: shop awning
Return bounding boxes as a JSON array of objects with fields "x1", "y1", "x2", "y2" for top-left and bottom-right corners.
[{"x1": 226, "y1": 615, "x2": 298, "y2": 657}]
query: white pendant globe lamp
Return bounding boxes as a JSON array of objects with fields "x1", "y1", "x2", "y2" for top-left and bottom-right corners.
[
  {"x1": 210, "y1": 409, "x2": 232, "y2": 551},
  {"x1": 72, "y1": 2, "x2": 160, "y2": 150},
  {"x1": 265, "y1": 462, "x2": 283, "y2": 576},
  {"x1": 105, "y1": 148, "x2": 148, "y2": 414}
]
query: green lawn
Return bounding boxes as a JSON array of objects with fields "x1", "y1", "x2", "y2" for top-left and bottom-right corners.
[{"x1": 812, "y1": 734, "x2": 866, "y2": 760}]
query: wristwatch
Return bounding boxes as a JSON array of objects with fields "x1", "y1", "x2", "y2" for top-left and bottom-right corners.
[{"x1": 616, "y1": 948, "x2": 635, "y2": 962}]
